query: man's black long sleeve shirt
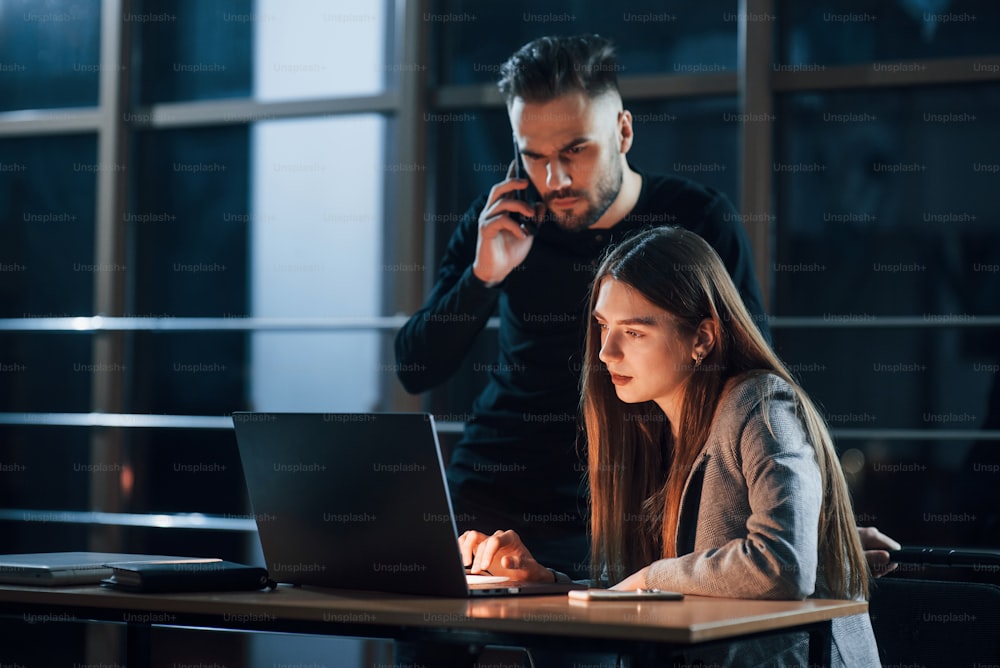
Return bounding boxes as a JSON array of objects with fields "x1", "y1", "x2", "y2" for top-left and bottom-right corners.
[{"x1": 393, "y1": 169, "x2": 768, "y2": 572}]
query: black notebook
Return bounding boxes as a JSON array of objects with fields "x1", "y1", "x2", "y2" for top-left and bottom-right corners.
[{"x1": 101, "y1": 559, "x2": 273, "y2": 593}]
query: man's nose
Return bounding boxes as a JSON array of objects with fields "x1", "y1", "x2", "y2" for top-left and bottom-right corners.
[{"x1": 546, "y1": 161, "x2": 571, "y2": 190}]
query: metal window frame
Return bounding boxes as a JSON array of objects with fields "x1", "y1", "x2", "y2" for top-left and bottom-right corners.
[
  {"x1": 0, "y1": 0, "x2": 420, "y2": 537},
  {"x1": 2, "y1": 0, "x2": 999, "y2": 535}
]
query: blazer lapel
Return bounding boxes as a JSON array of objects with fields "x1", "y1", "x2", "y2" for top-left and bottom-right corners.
[{"x1": 674, "y1": 452, "x2": 710, "y2": 555}]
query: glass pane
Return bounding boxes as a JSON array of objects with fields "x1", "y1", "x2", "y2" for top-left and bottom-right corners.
[
  {"x1": 132, "y1": 126, "x2": 249, "y2": 317},
  {"x1": 131, "y1": 428, "x2": 246, "y2": 515},
  {"x1": 0, "y1": 422, "x2": 247, "y2": 556},
  {"x1": 435, "y1": 0, "x2": 737, "y2": 86},
  {"x1": 423, "y1": 108, "x2": 506, "y2": 416},
  {"x1": 779, "y1": 0, "x2": 1000, "y2": 67},
  {"x1": 0, "y1": 0, "x2": 101, "y2": 111},
  {"x1": 0, "y1": 428, "x2": 92, "y2": 520},
  {"x1": 137, "y1": 0, "x2": 253, "y2": 104},
  {"x1": 773, "y1": 83, "x2": 1000, "y2": 552},
  {"x1": 253, "y1": 0, "x2": 386, "y2": 100},
  {"x1": 0, "y1": 426, "x2": 91, "y2": 563},
  {"x1": 777, "y1": 328, "x2": 995, "y2": 434},
  {"x1": 627, "y1": 97, "x2": 740, "y2": 204},
  {"x1": 850, "y1": 439, "x2": 992, "y2": 549},
  {"x1": 773, "y1": 85, "x2": 1000, "y2": 318},
  {"x1": 249, "y1": 115, "x2": 384, "y2": 412},
  {"x1": 128, "y1": 332, "x2": 246, "y2": 416},
  {"x1": 130, "y1": 127, "x2": 248, "y2": 416},
  {"x1": 0, "y1": 334, "x2": 92, "y2": 412},
  {"x1": 0, "y1": 133, "x2": 97, "y2": 318}
]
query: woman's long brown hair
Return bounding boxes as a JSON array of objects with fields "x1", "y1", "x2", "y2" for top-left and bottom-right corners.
[{"x1": 581, "y1": 226, "x2": 869, "y2": 599}]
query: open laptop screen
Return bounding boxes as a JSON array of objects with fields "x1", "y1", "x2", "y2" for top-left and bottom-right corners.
[{"x1": 232, "y1": 412, "x2": 474, "y2": 596}]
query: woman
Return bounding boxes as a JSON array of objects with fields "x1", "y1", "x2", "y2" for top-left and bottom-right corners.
[{"x1": 462, "y1": 226, "x2": 880, "y2": 666}]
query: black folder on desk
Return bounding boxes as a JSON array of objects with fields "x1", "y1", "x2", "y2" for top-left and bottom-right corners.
[{"x1": 102, "y1": 559, "x2": 272, "y2": 592}]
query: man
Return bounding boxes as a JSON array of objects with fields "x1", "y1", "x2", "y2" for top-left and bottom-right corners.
[
  {"x1": 395, "y1": 34, "x2": 764, "y2": 579},
  {"x1": 395, "y1": 34, "x2": 897, "y2": 580}
]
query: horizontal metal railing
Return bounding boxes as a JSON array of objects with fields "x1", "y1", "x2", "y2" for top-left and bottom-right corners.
[
  {"x1": 2, "y1": 315, "x2": 999, "y2": 332},
  {"x1": 1, "y1": 412, "x2": 997, "y2": 442},
  {"x1": 2, "y1": 314, "x2": 997, "y2": 532},
  {"x1": 0, "y1": 509, "x2": 256, "y2": 532}
]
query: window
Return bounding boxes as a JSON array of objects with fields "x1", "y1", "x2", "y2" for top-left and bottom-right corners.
[
  {"x1": 0, "y1": 0, "x2": 402, "y2": 662},
  {"x1": 249, "y1": 115, "x2": 385, "y2": 412},
  {"x1": 780, "y1": 0, "x2": 999, "y2": 67},
  {"x1": 1, "y1": 0, "x2": 998, "y2": 662},
  {"x1": 425, "y1": 0, "x2": 1000, "y2": 550},
  {"x1": 0, "y1": 0, "x2": 101, "y2": 111}
]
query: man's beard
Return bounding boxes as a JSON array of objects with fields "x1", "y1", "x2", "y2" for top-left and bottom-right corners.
[{"x1": 545, "y1": 155, "x2": 623, "y2": 231}]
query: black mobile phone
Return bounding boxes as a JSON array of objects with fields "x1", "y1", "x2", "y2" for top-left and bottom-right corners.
[{"x1": 511, "y1": 136, "x2": 541, "y2": 235}]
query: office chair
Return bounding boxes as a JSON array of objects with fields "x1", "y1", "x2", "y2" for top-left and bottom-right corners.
[{"x1": 869, "y1": 576, "x2": 1000, "y2": 667}]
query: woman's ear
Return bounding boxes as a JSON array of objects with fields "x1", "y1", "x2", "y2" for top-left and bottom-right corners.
[{"x1": 692, "y1": 317, "x2": 718, "y2": 363}]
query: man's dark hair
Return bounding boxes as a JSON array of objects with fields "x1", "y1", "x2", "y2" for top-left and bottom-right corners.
[{"x1": 497, "y1": 34, "x2": 619, "y2": 105}]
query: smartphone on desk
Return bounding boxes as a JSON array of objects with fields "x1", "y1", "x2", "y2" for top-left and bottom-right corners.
[
  {"x1": 569, "y1": 588, "x2": 684, "y2": 602},
  {"x1": 511, "y1": 135, "x2": 541, "y2": 235}
]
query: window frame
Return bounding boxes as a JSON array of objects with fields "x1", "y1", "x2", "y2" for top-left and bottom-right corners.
[{"x1": 1, "y1": 0, "x2": 999, "y2": 544}]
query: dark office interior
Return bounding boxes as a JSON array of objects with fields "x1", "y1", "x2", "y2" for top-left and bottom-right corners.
[{"x1": 1, "y1": 0, "x2": 998, "y2": 665}]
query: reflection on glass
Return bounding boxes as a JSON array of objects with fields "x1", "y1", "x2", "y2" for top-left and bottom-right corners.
[
  {"x1": 626, "y1": 97, "x2": 740, "y2": 202},
  {"x1": 436, "y1": 0, "x2": 737, "y2": 86},
  {"x1": 138, "y1": 0, "x2": 253, "y2": 103},
  {"x1": 0, "y1": 135, "x2": 96, "y2": 414},
  {"x1": 138, "y1": 0, "x2": 388, "y2": 103},
  {"x1": 0, "y1": 134, "x2": 96, "y2": 317},
  {"x1": 0, "y1": 426, "x2": 92, "y2": 514},
  {"x1": 250, "y1": 116, "x2": 385, "y2": 412},
  {"x1": 778, "y1": 0, "x2": 1000, "y2": 67},
  {"x1": 130, "y1": 127, "x2": 248, "y2": 416},
  {"x1": 773, "y1": 84, "x2": 1000, "y2": 552},
  {"x1": 132, "y1": 127, "x2": 249, "y2": 317},
  {"x1": 0, "y1": 0, "x2": 101, "y2": 111},
  {"x1": 774, "y1": 85, "x2": 1000, "y2": 318}
]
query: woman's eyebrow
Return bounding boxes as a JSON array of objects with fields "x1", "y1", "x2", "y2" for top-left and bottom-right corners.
[{"x1": 592, "y1": 310, "x2": 657, "y2": 326}]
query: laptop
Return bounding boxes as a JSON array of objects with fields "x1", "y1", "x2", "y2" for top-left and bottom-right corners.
[
  {"x1": 0, "y1": 552, "x2": 220, "y2": 586},
  {"x1": 231, "y1": 412, "x2": 585, "y2": 597}
]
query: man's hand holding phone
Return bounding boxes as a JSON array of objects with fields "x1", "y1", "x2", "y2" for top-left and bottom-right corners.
[{"x1": 471, "y1": 156, "x2": 544, "y2": 286}]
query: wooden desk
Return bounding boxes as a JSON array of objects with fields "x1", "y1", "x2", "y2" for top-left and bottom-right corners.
[{"x1": 0, "y1": 583, "x2": 867, "y2": 666}]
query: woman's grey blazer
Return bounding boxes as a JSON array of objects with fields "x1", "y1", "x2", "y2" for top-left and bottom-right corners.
[{"x1": 644, "y1": 372, "x2": 881, "y2": 667}]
